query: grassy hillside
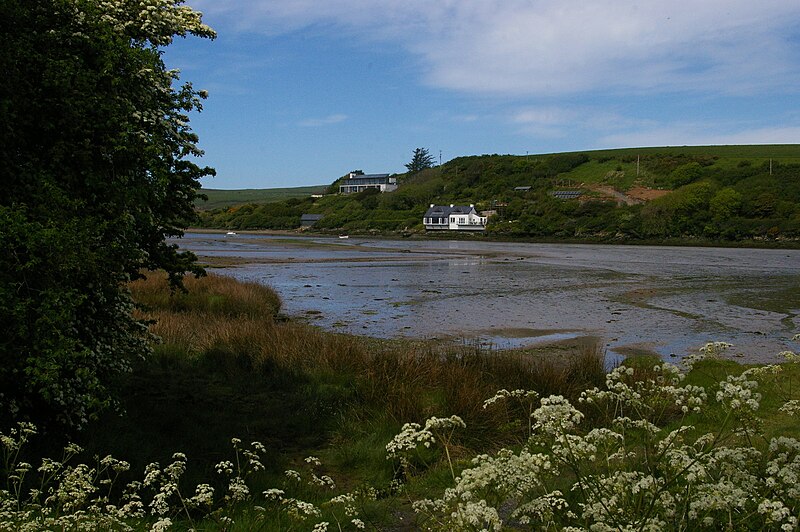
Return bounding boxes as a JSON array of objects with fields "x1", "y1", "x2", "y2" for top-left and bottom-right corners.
[
  {"x1": 197, "y1": 145, "x2": 800, "y2": 243},
  {"x1": 196, "y1": 185, "x2": 327, "y2": 210}
]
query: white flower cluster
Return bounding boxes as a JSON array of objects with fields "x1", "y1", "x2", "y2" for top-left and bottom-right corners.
[
  {"x1": 482, "y1": 388, "x2": 538, "y2": 409},
  {"x1": 385, "y1": 422, "x2": 436, "y2": 458},
  {"x1": 386, "y1": 415, "x2": 466, "y2": 482},
  {"x1": 0, "y1": 424, "x2": 163, "y2": 529},
  {"x1": 532, "y1": 395, "x2": 584, "y2": 435},
  {"x1": 716, "y1": 372, "x2": 762, "y2": 412},
  {"x1": 581, "y1": 361, "x2": 707, "y2": 427},
  {"x1": 0, "y1": 428, "x2": 275, "y2": 530},
  {"x1": 257, "y1": 457, "x2": 373, "y2": 531},
  {"x1": 97, "y1": 0, "x2": 215, "y2": 46},
  {"x1": 681, "y1": 341, "x2": 734, "y2": 370},
  {"x1": 411, "y1": 346, "x2": 800, "y2": 531}
]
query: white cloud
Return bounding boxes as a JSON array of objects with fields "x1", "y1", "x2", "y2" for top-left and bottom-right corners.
[
  {"x1": 513, "y1": 107, "x2": 579, "y2": 127},
  {"x1": 192, "y1": 0, "x2": 800, "y2": 97},
  {"x1": 298, "y1": 114, "x2": 348, "y2": 127},
  {"x1": 600, "y1": 124, "x2": 800, "y2": 149},
  {"x1": 510, "y1": 105, "x2": 657, "y2": 138}
]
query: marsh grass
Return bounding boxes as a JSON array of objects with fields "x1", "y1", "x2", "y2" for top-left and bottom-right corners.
[
  {"x1": 48, "y1": 272, "x2": 606, "y2": 528},
  {"x1": 131, "y1": 271, "x2": 282, "y2": 319}
]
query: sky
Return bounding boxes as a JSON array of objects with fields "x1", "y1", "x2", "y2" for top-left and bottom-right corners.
[{"x1": 165, "y1": 0, "x2": 800, "y2": 190}]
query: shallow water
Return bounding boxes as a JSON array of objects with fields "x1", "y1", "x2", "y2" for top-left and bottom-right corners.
[{"x1": 175, "y1": 233, "x2": 800, "y2": 363}]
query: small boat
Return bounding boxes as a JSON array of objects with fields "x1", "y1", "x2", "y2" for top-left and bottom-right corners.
[
  {"x1": 338, "y1": 235, "x2": 349, "y2": 239},
  {"x1": 226, "y1": 231, "x2": 237, "y2": 235}
]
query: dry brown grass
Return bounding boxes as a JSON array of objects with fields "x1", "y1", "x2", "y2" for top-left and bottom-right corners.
[
  {"x1": 130, "y1": 272, "x2": 607, "y2": 445},
  {"x1": 131, "y1": 271, "x2": 282, "y2": 319},
  {"x1": 357, "y1": 340, "x2": 607, "y2": 443}
]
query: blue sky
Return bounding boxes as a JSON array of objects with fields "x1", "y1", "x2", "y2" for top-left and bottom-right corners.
[{"x1": 166, "y1": 0, "x2": 800, "y2": 189}]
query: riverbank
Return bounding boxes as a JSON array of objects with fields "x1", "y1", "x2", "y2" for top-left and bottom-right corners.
[{"x1": 190, "y1": 226, "x2": 800, "y2": 249}]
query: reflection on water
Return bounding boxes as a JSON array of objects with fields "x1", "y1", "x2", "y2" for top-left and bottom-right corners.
[{"x1": 175, "y1": 233, "x2": 800, "y2": 363}]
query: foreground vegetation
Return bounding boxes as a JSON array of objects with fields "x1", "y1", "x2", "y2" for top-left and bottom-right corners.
[
  {"x1": 1, "y1": 0, "x2": 216, "y2": 433},
  {"x1": 199, "y1": 145, "x2": 800, "y2": 244},
  {"x1": 2, "y1": 274, "x2": 800, "y2": 530}
]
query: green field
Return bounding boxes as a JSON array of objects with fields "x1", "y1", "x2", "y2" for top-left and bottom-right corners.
[
  {"x1": 563, "y1": 144, "x2": 800, "y2": 161},
  {"x1": 196, "y1": 185, "x2": 327, "y2": 210}
]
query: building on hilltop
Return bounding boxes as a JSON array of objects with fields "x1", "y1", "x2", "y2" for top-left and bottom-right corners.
[
  {"x1": 423, "y1": 204, "x2": 487, "y2": 231},
  {"x1": 339, "y1": 172, "x2": 397, "y2": 194}
]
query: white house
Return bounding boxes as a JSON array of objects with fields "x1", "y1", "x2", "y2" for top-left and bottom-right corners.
[
  {"x1": 339, "y1": 173, "x2": 397, "y2": 194},
  {"x1": 423, "y1": 204, "x2": 487, "y2": 231}
]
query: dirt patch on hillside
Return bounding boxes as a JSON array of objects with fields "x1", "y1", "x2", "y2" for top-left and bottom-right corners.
[
  {"x1": 627, "y1": 186, "x2": 670, "y2": 202},
  {"x1": 585, "y1": 185, "x2": 637, "y2": 205},
  {"x1": 584, "y1": 185, "x2": 670, "y2": 205}
]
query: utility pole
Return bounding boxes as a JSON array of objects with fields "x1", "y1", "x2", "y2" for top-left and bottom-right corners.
[
  {"x1": 637, "y1": 155, "x2": 640, "y2": 177},
  {"x1": 439, "y1": 150, "x2": 442, "y2": 166}
]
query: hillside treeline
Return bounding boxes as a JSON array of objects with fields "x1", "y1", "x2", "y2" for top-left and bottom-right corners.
[{"x1": 198, "y1": 148, "x2": 800, "y2": 242}]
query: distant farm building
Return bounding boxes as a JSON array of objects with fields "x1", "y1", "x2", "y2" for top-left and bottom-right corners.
[
  {"x1": 514, "y1": 186, "x2": 532, "y2": 192},
  {"x1": 339, "y1": 173, "x2": 397, "y2": 194},
  {"x1": 300, "y1": 214, "x2": 324, "y2": 227},
  {"x1": 423, "y1": 204, "x2": 487, "y2": 231}
]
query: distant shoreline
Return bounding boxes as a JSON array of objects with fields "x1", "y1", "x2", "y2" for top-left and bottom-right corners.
[{"x1": 185, "y1": 227, "x2": 800, "y2": 250}]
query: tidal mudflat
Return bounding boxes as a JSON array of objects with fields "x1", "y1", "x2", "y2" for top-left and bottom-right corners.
[{"x1": 175, "y1": 233, "x2": 800, "y2": 364}]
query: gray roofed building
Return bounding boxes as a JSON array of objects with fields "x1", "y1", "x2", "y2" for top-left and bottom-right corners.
[
  {"x1": 339, "y1": 172, "x2": 398, "y2": 194},
  {"x1": 300, "y1": 213, "x2": 324, "y2": 227},
  {"x1": 423, "y1": 204, "x2": 487, "y2": 231}
]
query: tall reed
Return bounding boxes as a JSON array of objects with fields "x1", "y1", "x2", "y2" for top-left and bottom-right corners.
[{"x1": 130, "y1": 272, "x2": 607, "y2": 449}]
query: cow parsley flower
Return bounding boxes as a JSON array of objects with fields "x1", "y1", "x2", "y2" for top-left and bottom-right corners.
[{"x1": 532, "y1": 395, "x2": 583, "y2": 435}]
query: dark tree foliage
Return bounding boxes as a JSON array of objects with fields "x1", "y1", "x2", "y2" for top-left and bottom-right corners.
[
  {"x1": 0, "y1": 0, "x2": 215, "y2": 428},
  {"x1": 406, "y1": 148, "x2": 436, "y2": 173}
]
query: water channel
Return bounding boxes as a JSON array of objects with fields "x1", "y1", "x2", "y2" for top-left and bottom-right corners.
[{"x1": 174, "y1": 232, "x2": 800, "y2": 364}]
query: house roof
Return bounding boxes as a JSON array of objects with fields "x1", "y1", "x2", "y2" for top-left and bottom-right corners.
[
  {"x1": 424, "y1": 205, "x2": 476, "y2": 218},
  {"x1": 300, "y1": 213, "x2": 324, "y2": 221},
  {"x1": 340, "y1": 174, "x2": 395, "y2": 187}
]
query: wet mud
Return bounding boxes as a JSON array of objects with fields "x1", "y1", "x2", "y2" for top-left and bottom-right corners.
[{"x1": 175, "y1": 233, "x2": 800, "y2": 364}]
